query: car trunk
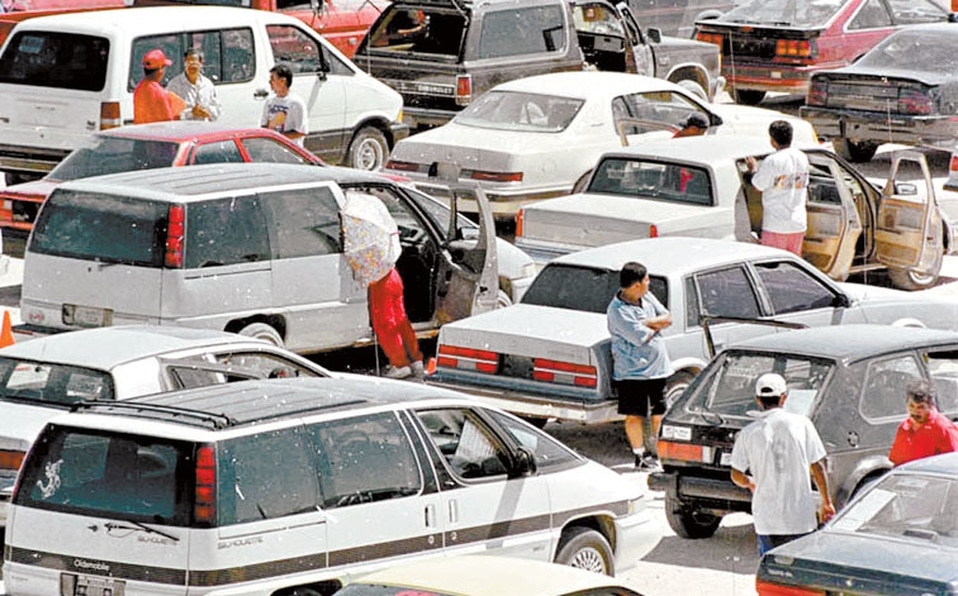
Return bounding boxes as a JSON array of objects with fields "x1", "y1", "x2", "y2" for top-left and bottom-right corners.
[{"x1": 813, "y1": 74, "x2": 935, "y2": 115}]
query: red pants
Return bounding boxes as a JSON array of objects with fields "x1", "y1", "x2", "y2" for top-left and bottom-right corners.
[
  {"x1": 369, "y1": 268, "x2": 422, "y2": 367},
  {"x1": 761, "y1": 230, "x2": 804, "y2": 256}
]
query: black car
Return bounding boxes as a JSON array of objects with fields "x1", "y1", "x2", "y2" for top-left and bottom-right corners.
[
  {"x1": 757, "y1": 452, "x2": 958, "y2": 596},
  {"x1": 648, "y1": 324, "x2": 958, "y2": 539},
  {"x1": 802, "y1": 23, "x2": 958, "y2": 163}
]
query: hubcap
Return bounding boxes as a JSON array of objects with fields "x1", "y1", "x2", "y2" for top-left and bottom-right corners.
[{"x1": 570, "y1": 547, "x2": 606, "y2": 573}]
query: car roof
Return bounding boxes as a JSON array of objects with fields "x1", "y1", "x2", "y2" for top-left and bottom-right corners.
[
  {"x1": 726, "y1": 324, "x2": 958, "y2": 363},
  {"x1": 0, "y1": 325, "x2": 271, "y2": 370},
  {"x1": 95, "y1": 121, "x2": 300, "y2": 144},
  {"x1": 13, "y1": 5, "x2": 300, "y2": 32},
  {"x1": 77, "y1": 377, "x2": 472, "y2": 430},
  {"x1": 344, "y1": 555, "x2": 635, "y2": 595},
  {"x1": 551, "y1": 236, "x2": 801, "y2": 275},
  {"x1": 57, "y1": 163, "x2": 388, "y2": 201},
  {"x1": 492, "y1": 71, "x2": 682, "y2": 99}
]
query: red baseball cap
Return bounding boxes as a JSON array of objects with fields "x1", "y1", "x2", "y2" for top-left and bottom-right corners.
[{"x1": 142, "y1": 48, "x2": 172, "y2": 69}]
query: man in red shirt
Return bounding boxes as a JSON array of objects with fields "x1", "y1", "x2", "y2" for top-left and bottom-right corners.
[
  {"x1": 888, "y1": 380, "x2": 958, "y2": 466},
  {"x1": 133, "y1": 49, "x2": 179, "y2": 124}
]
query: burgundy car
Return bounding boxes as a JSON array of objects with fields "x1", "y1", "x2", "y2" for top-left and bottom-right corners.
[
  {"x1": 694, "y1": 0, "x2": 951, "y2": 105},
  {"x1": 0, "y1": 121, "x2": 324, "y2": 232}
]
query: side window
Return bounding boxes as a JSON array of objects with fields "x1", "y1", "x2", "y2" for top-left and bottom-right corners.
[
  {"x1": 221, "y1": 28, "x2": 255, "y2": 83},
  {"x1": 184, "y1": 196, "x2": 270, "y2": 268},
  {"x1": 415, "y1": 408, "x2": 510, "y2": 480},
  {"x1": 131, "y1": 28, "x2": 254, "y2": 90},
  {"x1": 0, "y1": 31, "x2": 110, "y2": 91},
  {"x1": 926, "y1": 350, "x2": 958, "y2": 415},
  {"x1": 860, "y1": 355, "x2": 923, "y2": 421},
  {"x1": 753, "y1": 261, "x2": 838, "y2": 315},
  {"x1": 218, "y1": 426, "x2": 319, "y2": 524},
  {"x1": 191, "y1": 140, "x2": 245, "y2": 165},
  {"x1": 309, "y1": 412, "x2": 422, "y2": 508},
  {"x1": 131, "y1": 34, "x2": 180, "y2": 89},
  {"x1": 887, "y1": 0, "x2": 948, "y2": 25},
  {"x1": 167, "y1": 351, "x2": 324, "y2": 388},
  {"x1": 848, "y1": 0, "x2": 892, "y2": 29},
  {"x1": 260, "y1": 186, "x2": 342, "y2": 258},
  {"x1": 486, "y1": 410, "x2": 579, "y2": 469},
  {"x1": 692, "y1": 266, "x2": 761, "y2": 321},
  {"x1": 267, "y1": 24, "x2": 325, "y2": 74},
  {"x1": 478, "y1": 4, "x2": 567, "y2": 59},
  {"x1": 241, "y1": 137, "x2": 312, "y2": 164}
]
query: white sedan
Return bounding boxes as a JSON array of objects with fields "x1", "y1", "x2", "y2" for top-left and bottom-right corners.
[{"x1": 383, "y1": 70, "x2": 818, "y2": 218}]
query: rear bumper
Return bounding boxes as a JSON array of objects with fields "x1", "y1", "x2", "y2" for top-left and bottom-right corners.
[
  {"x1": 402, "y1": 107, "x2": 459, "y2": 130},
  {"x1": 0, "y1": 144, "x2": 70, "y2": 178},
  {"x1": 389, "y1": 120, "x2": 412, "y2": 143},
  {"x1": 723, "y1": 62, "x2": 818, "y2": 94},
  {"x1": 801, "y1": 106, "x2": 958, "y2": 148},
  {"x1": 648, "y1": 470, "x2": 752, "y2": 512}
]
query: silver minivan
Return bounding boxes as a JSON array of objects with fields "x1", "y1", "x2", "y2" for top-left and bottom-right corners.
[{"x1": 17, "y1": 163, "x2": 511, "y2": 353}]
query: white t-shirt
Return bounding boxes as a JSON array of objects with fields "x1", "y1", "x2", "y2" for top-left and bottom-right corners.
[
  {"x1": 730, "y1": 407, "x2": 827, "y2": 535},
  {"x1": 260, "y1": 92, "x2": 308, "y2": 147},
  {"x1": 752, "y1": 146, "x2": 809, "y2": 234}
]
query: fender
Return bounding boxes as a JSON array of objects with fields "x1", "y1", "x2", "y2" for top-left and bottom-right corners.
[{"x1": 836, "y1": 455, "x2": 892, "y2": 508}]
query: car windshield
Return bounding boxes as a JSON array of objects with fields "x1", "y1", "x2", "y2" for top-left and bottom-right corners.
[
  {"x1": 830, "y1": 472, "x2": 958, "y2": 548},
  {"x1": 0, "y1": 356, "x2": 114, "y2": 406},
  {"x1": 719, "y1": 0, "x2": 847, "y2": 27},
  {"x1": 521, "y1": 264, "x2": 668, "y2": 314},
  {"x1": 48, "y1": 137, "x2": 180, "y2": 182},
  {"x1": 453, "y1": 90, "x2": 584, "y2": 132},
  {"x1": 857, "y1": 29, "x2": 958, "y2": 72},
  {"x1": 588, "y1": 157, "x2": 713, "y2": 205},
  {"x1": 689, "y1": 351, "x2": 834, "y2": 418}
]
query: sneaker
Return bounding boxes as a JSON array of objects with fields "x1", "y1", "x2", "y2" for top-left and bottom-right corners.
[
  {"x1": 410, "y1": 360, "x2": 425, "y2": 378},
  {"x1": 384, "y1": 365, "x2": 412, "y2": 379},
  {"x1": 635, "y1": 453, "x2": 662, "y2": 472}
]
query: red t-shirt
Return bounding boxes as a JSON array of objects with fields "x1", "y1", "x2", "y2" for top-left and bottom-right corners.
[
  {"x1": 133, "y1": 79, "x2": 176, "y2": 124},
  {"x1": 888, "y1": 409, "x2": 958, "y2": 466}
]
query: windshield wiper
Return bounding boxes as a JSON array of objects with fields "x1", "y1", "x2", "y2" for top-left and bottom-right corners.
[{"x1": 104, "y1": 520, "x2": 179, "y2": 542}]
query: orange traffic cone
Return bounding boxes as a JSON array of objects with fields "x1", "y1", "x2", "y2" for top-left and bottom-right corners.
[{"x1": 0, "y1": 311, "x2": 13, "y2": 348}]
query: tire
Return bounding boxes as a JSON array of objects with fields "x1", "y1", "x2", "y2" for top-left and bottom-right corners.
[
  {"x1": 554, "y1": 527, "x2": 615, "y2": 575},
  {"x1": 888, "y1": 266, "x2": 940, "y2": 291},
  {"x1": 237, "y1": 322, "x2": 284, "y2": 347},
  {"x1": 677, "y1": 79, "x2": 708, "y2": 101},
  {"x1": 664, "y1": 371, "x2": 694, "y2": 410},
  {"x1": 520, "y1": 416, "x2": 549, "y2": 429},
  {"x1": 572, "y1": 170, "x2": 592, "y2": 194},
  {"x1": 664, "y1": 492, "x2": 721, "y2": 539},
  {"x1": 496, "y1": 288, "x2": 513, "y2": 309},
  {"x1": 346, "y1": 126, "x2": 388, "y2": 171},
  {"x1": 733, "y1": 89, "x2": 766, "y2": 105},
  {"x1": 833, "y1": 138, "x2": 879, "y2": 163}
]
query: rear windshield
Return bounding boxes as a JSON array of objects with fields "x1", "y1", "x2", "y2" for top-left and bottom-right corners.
[
  {"x1": 14, "y1": 425, "x2": 193, "y2": 526},
  {"x1": 453, "y1": 90, "x2": 583, "y2": 132},
  {"x1": 30, "y1": 190, "x2": 168, "y2": 267},
  {"x1": 588, "y1": 157, "x2": 713, "y2": 206},
  {"x1": 719, "y1": 0, "x2": 846, "y2": 27},
  {"x1": 0, "y1": 357, "x2": 114, "y2": 406},
  {"x1": 521, "y1": 264, "x2": 668, "y2": 314},
  {"x1": 365, "y1": 7, "x2": 466, "y2": 57},
  {"x1": 0, "y1": 31, "x2": 109, "y2": 91},
  {"x1": 49, "y1": 137, "x2": 180, "y2": 182},
  {"x1": 857, "y1": 28, "x2": 958, "y2": 72}
]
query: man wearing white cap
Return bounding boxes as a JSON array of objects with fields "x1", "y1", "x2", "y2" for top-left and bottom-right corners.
[
  {"x1": 134, "y1": 48, "x2": 178, "y2": 124},
  {"x1": 730, "y1": 372, "x2": 835, "y2": 556}
]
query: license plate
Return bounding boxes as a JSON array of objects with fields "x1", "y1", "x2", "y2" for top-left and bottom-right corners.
[
  {"x1": 719, "y1": 451, "x2": 733, "y2": 467},
  {"x1": 61, "y1": 573, "x2": 125, "y2": 596},
  {"x1": 63, "y1": 304, "x2": 113, "y2": 328}
]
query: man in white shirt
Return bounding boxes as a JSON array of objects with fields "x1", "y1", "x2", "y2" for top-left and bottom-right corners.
[
  {"x1": 745, "y1": 120, "x2": 810, "y2": 256},
  {"x1": 166, "y1": 49, "x2": 221, "y2": 121},
  {"x1": 730, "y1": 372, "x2": 835, "y2": 556},
  {"x1": 261, "y1": 63, "x2": 308, "y2": 147}
]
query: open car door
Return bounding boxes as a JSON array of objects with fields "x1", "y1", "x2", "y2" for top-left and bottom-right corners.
[
  {"x1": 615, "y1": 2, "x2": 653, "y2": 76},
  {"x1": 875, "y1": 151, "x2": 943, "y2": 283},
  {"x1": 802, "y1": 151, "x2": 863, "y2": 281}
]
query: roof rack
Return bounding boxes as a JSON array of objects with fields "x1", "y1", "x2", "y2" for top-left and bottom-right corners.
[{"x1": 71, "y1": 400, "x2": 236, "y2": 430}]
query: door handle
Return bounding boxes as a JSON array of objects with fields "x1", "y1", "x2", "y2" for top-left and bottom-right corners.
[
  {"x1": 448, "y1": 499, "x2": 458, "y2": 524},
  {"x1": 424, "y1": 504, "x2": 436, "y2": 527},
  {"x1": 254, "y1": 88, "x2": 269, "y2": 99}
]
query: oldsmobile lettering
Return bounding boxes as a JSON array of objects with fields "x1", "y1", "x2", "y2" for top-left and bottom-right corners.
[{"x1": 74, "y1": 559, "x2": 110, "y2": 573}]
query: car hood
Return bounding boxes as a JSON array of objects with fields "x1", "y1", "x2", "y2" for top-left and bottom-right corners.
[
  {"x1": 820, "y1": 64, "x2": 953, "y2": 87},
  {"x1": 0, "y1": 400, "x2": 61, "y2": 452}
]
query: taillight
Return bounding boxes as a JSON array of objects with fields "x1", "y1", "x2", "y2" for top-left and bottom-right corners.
[
  {"x1": 437, "y1": 344, "x2": 499, "y2": 373},
  {"x1": 755, "y1": 580, "x2": 826, "y2": 596},
  {"x1": 100, "y1": 101, "x2": 121, "y2": 130},
  {"x1": 194, "y1": 444, "x2": 216, "y2": 525},
  {"x1": 533, "y1": 358, "x2": 597, "y2": 388},
  {"x1": 469, "y1": 170, "x2": 523, "y2": 183},
  {"x1": 806, "y1": 79, "x2": 827, "y2": 107},
  {"x1": 515, "y1": 208, "x2": 525, "y2": 238},
  {"x1": 657, "y1": 440, "x2": 713, "y2": 463},
  {"x1": 898, "y1": 88, "x2": 934, "y2": 115},
  {"x1": 649, "y1": 224, "x2": 658, "y2": 238},
  {"x1": 456, "y1": 74, "x2": 472, "y2": 106},
  {"x1": 0, "y1": 449, "x2": 25, "y2": 472},
  {"x1": 950, "y1": 152, "x2": 958, "y2": 174},
  {"x1": 696, "y1": 31, "x2": 722, "y2": 47},
  {"x1": 384, "y1": 160, "x2": 420, "y2": 173},
  {"x1": 165, "y1": 204, "x2": 185, "y2": 268},
  {"x1": 775, "y1": 39, "x2": 813, "y2": 58}
]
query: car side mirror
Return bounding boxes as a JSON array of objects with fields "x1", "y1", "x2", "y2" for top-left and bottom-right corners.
[
  {"x1": 647, "y1": 27, "x2": 662, "y2": 44},
  {"x1": 509, "y1": 446, "x2": 537, "y2": 478},
  {"x1": 833, "y1": 293, "x2": 851, "y2": 308}
]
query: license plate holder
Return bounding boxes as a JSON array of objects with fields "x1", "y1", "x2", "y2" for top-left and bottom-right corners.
[
  {"x1": 61, "y1": 573, "x2": 125, "y2": 596},
  {"x1": 719, "y1": 451, "x2": 733, "y2": 467},
  {"x1": 63, "y1": 304, "x2": 113, "y2": 328}
]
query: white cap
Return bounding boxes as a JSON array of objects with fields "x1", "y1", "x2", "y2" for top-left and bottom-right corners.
[{"x1": 755, "y1": 373, "x2": 787, "y2": 397}]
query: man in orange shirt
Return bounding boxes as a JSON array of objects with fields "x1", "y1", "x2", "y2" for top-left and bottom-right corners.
[
  {"x1": 133, "y1": 49, "x2": 179, "y2": 124},
  {"x1": 888, "y1": 380, "x2": 958, "y2": 466}
]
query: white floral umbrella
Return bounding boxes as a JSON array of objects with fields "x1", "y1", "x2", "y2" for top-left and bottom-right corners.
[{"x1": 340, "y1": 191, "x2": 401, "y2": 287}]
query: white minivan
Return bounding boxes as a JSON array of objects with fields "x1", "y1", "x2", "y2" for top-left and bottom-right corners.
[
  {"x1": 3, "y1": 378, "x2": 659, "y2": 595},
  {"x1": 0, "y1": 5, "x2": 407, "y2": 182}
]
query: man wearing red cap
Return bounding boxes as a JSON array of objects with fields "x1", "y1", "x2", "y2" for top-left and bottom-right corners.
[{"x1": 134, "y1": 48, "x2": 179, "y2": 124}]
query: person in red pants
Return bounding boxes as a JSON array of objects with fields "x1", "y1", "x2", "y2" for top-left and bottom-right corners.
[{"x1": 368, "y1": 267, "x2": 424, "y2": 379}]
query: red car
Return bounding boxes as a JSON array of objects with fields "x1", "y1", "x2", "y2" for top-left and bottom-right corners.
[
  {"x1": 694, "y1": 0, "x2": 952, "y2": 105},
  {"x1": 0, "y1": 121, "x2": 324, "y2": 232}
]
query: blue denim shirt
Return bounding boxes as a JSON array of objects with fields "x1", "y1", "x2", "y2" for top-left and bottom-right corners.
[{"x1": 607, "y1": 291, "x2": 673, "y2": 381}]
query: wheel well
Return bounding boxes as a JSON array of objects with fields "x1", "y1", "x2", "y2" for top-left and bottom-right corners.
[
  {"x1": 351, "y1": 118, "x2": 394, "y2": 148},
  {"x1": 668, "y1": 67, "x2": 708, "y2": 94},
  {"x1": 838, "y1": 467, "x2": 889, "y2": 509},
  {"x1": 559, "y1": 516, "x2": 616, "y2": 553},
  {"x1": 225, "y1": 314, "x2": 287, "y2": 339},
  {"x1": 271, "y1": 579, "x2": 341, "y2": 596}
]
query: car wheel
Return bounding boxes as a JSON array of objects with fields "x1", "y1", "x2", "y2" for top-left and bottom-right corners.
[
  {"x1": 833, "y1": 138, "x2": 879, "y2": 163},
  {"x1": 677, "y1": 79, "x2": 708, "y2": 101},
  {"x1": 664, "y1": 493, "x2": 721, "y2": 539},
  {"x1": 554, "y1": 527, "x2": 615, "y2": 575},
  {"x1": 520, "y1": 415, "x2": 549, "y2": 429},
  {"x1": 733, "y1": 89, "x2": 766, "y2": 105},
  {"x1": 888, "y1": 266, "x2": 940, "y2": 291},
  {"x1": 237, "y1": 322, "x2": 284, "y2": 347},
  {"x1": 347, "y1": 126, "x2": 388, "y2": 171},
  {"x1": 572, "y1": 170, "x2": 592, "y2": 194},
  {"x1": 497, "y1": 288, "x2": 513, "y2": 309},
  {"x1": 664, "y1": 371, "x2": 694, "y2": 410}
]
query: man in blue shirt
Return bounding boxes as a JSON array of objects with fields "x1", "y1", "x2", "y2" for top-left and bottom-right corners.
[{"x1": 607, "y1": 262, "x2": 673, "y2": 470}]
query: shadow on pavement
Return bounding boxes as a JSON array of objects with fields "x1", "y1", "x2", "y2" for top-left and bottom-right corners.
[{"x1": 642, "y1": 521, "x2": 760, "y2": 575}]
